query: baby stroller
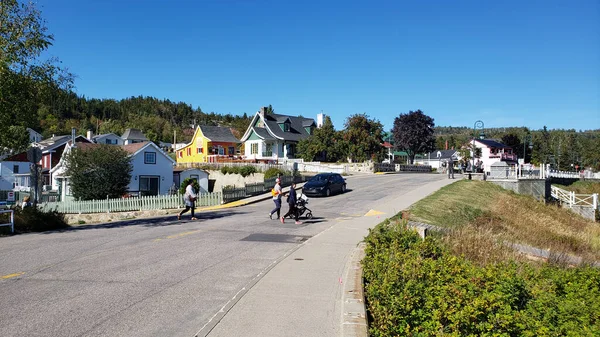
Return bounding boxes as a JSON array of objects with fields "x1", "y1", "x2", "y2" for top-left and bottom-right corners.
[{"x1": 287, "y1": 193, "x2": 313, "y2": 219}]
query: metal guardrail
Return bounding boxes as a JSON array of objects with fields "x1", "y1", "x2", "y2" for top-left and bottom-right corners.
[{"x1": 0, "y1": 210, "x2": 14, "y2": 233}]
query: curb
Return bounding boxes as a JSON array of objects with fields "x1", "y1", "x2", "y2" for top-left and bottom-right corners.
[{"x1": 341, "y1": 243, "x2": 368, "y2": 337}]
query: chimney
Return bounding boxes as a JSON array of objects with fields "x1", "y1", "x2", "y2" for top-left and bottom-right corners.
[
  {"x1": 259, "y1": 106, "x2": 267, "y2": 119},
  {"x1": 317, "y1": 113, "x2": 324, "y2": 128},
  {"x1": 87, "y1": 130, "x2": 94, "y2": 141},
  {"x1": 445, "y1": 140, "x2": 448, "y2": 150}
]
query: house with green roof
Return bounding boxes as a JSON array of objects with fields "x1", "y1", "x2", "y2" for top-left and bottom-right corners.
[{"x1": 240, "y1": 107, "x2": 317, "y2": 160}]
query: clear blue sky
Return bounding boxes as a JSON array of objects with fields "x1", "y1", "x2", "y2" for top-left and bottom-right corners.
[{"x1": 37, "y1": 0, "x2": 599, "y2": 131}]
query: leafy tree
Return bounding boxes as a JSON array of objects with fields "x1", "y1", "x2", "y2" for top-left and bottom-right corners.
[
  {"x1": 392, "y1": 110, "x2": 436, "y2": 164},
  {"x1": 0, "y1": 0, "x2": 73, "y2": 156},
  {"x1": 179, "y1": 177, "x2": 200, "y2": 195},
  {"x1": 297, "y1": 116, "x2": 343, "y2": 162},
  {"x1": 64, "y1": 145, "x2": 132, "y2": 200},
  {"x1": 341, "y1": 113, "x2": 384, "y2": 162},
  {"x1": 265, "y1": 104, "x2": 275, "y2": 115}
]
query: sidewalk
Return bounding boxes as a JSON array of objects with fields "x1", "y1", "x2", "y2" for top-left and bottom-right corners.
[{"x1": 197, "y1": 178, "x2": 455, "y2": 337}]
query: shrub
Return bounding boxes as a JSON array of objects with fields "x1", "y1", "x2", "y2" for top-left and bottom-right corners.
[
  {"x1": 239, "y1": 165, "x2": 257, "y2": 177},
  {"x1": 8, "y1": 207, "x2": 70, "y2": 234},
  {"x1": 179, "y1": 178, "x2": 200, "y2": 195},
  {"x1": 264, "y1": 167, "x2": 286, "y2": 179},
  {"x1": 362, "y1": 220, "x2": 600, "y2": 337}
]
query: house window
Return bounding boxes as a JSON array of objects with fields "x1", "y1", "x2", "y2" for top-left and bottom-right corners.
[
  {"x1": 187, "y1": 148, "x2": 191, "y2": 156},
  {"x1": 228, "y1": 147, "x2": 234, "y2": 155},
  {"x1": 105, "y1": 139, "x2": 112, "y2": 144},
  {"x1": 144, "y1": 152, "x2": 156, "y2": 164},
  {"x1": 197, "y1": 147, "x2": 203, "y2": 154},
  {"x1": 218, "y1": 146, "x2": 224, "y2": 155},
  {"x1": 178, "y1": 151, "x2": 183, "y2": 158},
  {"x1": 139, "y1": 176, "x2": 159, "y2": 196},
  {"x1": 13, "y1": 165, "x2": 19, "y2": 174},
  {"x1": 251, "y1": 143, "x2": 258, "y2": 154}
]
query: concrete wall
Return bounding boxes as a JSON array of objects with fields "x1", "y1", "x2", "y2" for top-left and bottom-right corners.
[
  {"x1": 567, "y1": 205, "x2": 597, "y2": 221},
  {"x1": 490, "y1": 179, "x2": 549, "y2": 201},
  {"x1": 208, "y1": 170, "x2": 265, "y2": 191}
]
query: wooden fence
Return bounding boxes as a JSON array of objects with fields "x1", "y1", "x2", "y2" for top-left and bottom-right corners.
[
  {"x1": 373, "y1": 163, "x2": 432, "y2": 173},
  {"x1": 551, "y1": 185, "x2": 598, "y2": 210},
  {"x1": 38, "y1": 192, "x2": 223, "y2": 214}
]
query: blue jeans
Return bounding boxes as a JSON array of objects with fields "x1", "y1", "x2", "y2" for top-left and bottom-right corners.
[{"x1": 270, "y1": 199, "x2": 281, "y2": 218}]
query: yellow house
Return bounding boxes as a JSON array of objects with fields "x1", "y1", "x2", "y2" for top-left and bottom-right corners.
[{"x1": 177, "y1": 125, "x2": 241, "y2": 163}]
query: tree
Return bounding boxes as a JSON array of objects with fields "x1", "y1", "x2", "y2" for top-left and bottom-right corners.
[
  {"x1": 297, "y1": 116, "x2": 343, "y2": 162},
  {"x1": 0, "y1": 0, "x2": 73, "y2": 156},
  {"x1": 64, "y1": 145, "x2": 132, "y2": 200},
  {"x1": 341, "y1": 114, "x2": 384, "y2": 162},
  {"x1": 392, "y1": 110, "x2": 436, "y2": 164},
  {"x1": 266, "y1": 104, "x2": 275, "y2": 115}
]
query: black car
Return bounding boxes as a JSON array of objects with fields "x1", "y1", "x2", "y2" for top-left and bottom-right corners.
[{"x1": 302, "y1": 173, "x2": 347, "y2": 197}]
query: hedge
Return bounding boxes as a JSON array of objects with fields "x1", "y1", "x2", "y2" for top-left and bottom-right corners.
[{"x1": 362, "y1": 222, "x2": 600, "y2": 337}]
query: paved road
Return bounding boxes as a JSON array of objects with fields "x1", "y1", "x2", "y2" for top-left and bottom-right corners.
[{"x1": 0, "y1": 173, "x2": 446, "y2": 337}]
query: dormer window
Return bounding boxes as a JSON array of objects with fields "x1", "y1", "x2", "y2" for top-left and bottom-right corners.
[
  {"x1": 304, "y1": 126, "x2": 314, "y2": 135},
  {"x1": 280, "y1": 122, "x2": 290, "y2": 132}
]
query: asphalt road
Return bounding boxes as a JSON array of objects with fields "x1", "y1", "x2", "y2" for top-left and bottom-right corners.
[{"x1": 0, "y1": 173, "x2": 445, "y2": 337}]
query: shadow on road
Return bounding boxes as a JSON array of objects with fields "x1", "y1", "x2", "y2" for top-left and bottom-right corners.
[{"x1": 42, "y1": 209, "x2": 249, "y2": 234}]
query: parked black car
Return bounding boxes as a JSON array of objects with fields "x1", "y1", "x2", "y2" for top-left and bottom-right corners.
[{"x1": 302, "y1": 173, "x2": 346, "y2": 197}]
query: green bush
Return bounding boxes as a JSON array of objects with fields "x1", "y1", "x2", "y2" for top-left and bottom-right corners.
[
  {"x1": 179, "y1": 177, "x2": 200, "y2": 195},
  {"x1": 5, "y1": 207, "x2": 70, "y2": 234},
  {"x1": 220, "y1": 165, "x2": 257, "y2": 177},
  {"x1": 264, "y1": 167, "x2": 287, "y2": 179},
  {"x1": 362, "y1": 221, "x2": 600, "y2": 337}
]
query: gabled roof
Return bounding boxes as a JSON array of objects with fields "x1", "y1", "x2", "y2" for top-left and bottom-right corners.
[
  {"x1": 121, "y1": 128, "x2": 148, "y2": 141},
  {"x1": 200, "y1": 126, "x2": 240, "y2": 143},
  {"x1": 240, "y1": 110, "x2": 316, "y2": 142},
  {"x1": 122, "y1": 141, "x2": 176, "y2": 164},
  {"x1": 35, "y1": 135, "x2": 90, "y2": 152},
  {"x1": 252, "y1": 127, "x2": 276, "y2": 140},
  {"x1": 474, "y1": 139, "x2": 511, "y2": 149},
  {"x1": 93, "y1": 133, "x2": 122, "y2": 141},
  {"x1": 425, "y1": 149, "x2": 458, "y2": 160}
]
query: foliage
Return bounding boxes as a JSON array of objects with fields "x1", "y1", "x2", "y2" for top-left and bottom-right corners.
[
  {"x1": 179, "y1": 177, "x2": 200, "y2": 195},
  {"x1": 392, "y1": 109, "x2": 436, "y2": 164},
  {"x1": 64, "y1": 144, "x2": 133, "y2": 200},
  {"x1": 362, "y1": 221, "x2": 600, "y2": 337},
  {"x1": 297, "y1": 115, "x2": 345, "y2": 162},
  {"x1": 219, "y1": 165, "x2": 257, "y2": 177},
  {"x1": 264, "y1": 167, "x2": 287, "y2": 179},
  {"x1": 8, "y1": 207, "x2": 69, "y2": 234},
  {"x1": 408, "y1": 180, "x2": 600, "y2": 261},
  {"x1": 341, "y1": 113, "x2": 384, "y2": 162},
  {"x1": 0, "y1": 0, "x2": 74, "y2": 156}
]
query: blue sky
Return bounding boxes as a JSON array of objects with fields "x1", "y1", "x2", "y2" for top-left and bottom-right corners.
[{"x1": 36, "y1": 0, "x2": 599, "y2": 131}]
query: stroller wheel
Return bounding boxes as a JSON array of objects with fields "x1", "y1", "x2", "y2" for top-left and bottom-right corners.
[{"x1": 306, "y1": 212, "x2": 313, "y2": 219}]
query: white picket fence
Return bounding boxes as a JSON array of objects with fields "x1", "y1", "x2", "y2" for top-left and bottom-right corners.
[
  {"x1": 550, "y1": 185, "x2": 598, "y2": 210},
  {"x1": 38, "y1": 192, "x2": 223, "y2": 214}
]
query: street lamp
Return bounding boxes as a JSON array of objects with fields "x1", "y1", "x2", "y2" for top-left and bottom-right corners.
[{"x1": 472, "y1": 120, "x2": 484, "y2": 171}]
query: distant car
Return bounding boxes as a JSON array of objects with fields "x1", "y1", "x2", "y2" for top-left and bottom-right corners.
[{"x1": 302, "y1": 173, "x2": 347, "y2": 197}]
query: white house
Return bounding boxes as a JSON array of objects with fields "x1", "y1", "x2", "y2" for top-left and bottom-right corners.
[
  {"x1": 469, "y1": 139, "x2": 517, "y2": 173},
  {"x1": 240, "y1": 107, "x2": 317, "y2": 161},
  {"x1": 121, "y1": 128, "x2": 149, "y2": 145},
  {"x1": 27, "y1": 128, "x2": 43, "y2": 143},
  {"x1": 51, "y1": 141, "x2": 176, "y2": 200},
  {"x1": 173, "y1": 168, "x2": 209, "y2": 194},
  {"x1": 0, "y1": 156, "x2": 32, "y2": 191},
  {"x1": 414, "y1": 150, "x2": 460, "y2": 170},
  {"x1": 87, "y1": 130, "x2": 124, "y2": 145}
]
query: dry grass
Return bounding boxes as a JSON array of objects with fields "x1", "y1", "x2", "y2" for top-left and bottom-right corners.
[
  {"x1": 409, "y1": 180, "x2": 600, "y2": 263},
  {"x1": 555, "y1": 180, "x2": 600, "y2": 194}
]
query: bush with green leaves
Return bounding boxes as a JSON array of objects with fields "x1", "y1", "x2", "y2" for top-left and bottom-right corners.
[
  {"x1": 179, "y1": 177, "x2": 200, "y2": 195},
  {"x1": 264, "y1": 167, "x2": 287, "y2": 179},
  {"x1": 219, "y1": 165, "x2": 257, "y2": 177},
  {"x1": 362, "y1": 221, "x2": 600, "y2": 337},
  {"x1": 7, "y1": 207, "x2": 69, "y2": 234},
  {"x1": 65, "y1": 144, "x2": 132, "y2": 200}
]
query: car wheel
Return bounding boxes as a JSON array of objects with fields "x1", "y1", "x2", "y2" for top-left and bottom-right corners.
[
  {"x1": 341, "y1": 184, "x2": 346, "y2": 193},
  {"x1": 325, "y1": 188, "x2": 331, "y2": 197}
]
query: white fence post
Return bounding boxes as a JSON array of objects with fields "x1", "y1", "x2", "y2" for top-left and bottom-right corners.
[{"x1": 593, "y1": 193, "x2": 598, "y2": 210}]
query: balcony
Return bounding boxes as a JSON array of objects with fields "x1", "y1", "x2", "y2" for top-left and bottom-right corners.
[{"x1": 501, "y1": 153, "x2": 517, "y2": 161}]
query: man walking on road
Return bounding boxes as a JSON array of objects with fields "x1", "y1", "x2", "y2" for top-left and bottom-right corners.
[
  {"x1": 447, "y1": 158, "x2": 455, "y2": 179},
  {"x1": 281, "y1": 182, "x2": 301, "y2": 225},
  {"x1": 269, "y1": 178, "x2": 282, "y2": 219}
]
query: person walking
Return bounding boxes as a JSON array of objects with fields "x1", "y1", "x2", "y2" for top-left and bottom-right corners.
[
  {"x1": 281, "y1": 182, "x2": 301, "y2": 225},
  {"x1": 269, "y1": 178, "x2": 282, "y2": 220},
  {"x1": 447, "y1": 158, "x2": 455, "y2": 179},
  {"x1": 178, "y1": 180, "x2": 197, "y2": 220}
]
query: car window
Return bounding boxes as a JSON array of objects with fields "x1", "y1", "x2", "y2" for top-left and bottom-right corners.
[{"x1": 310, "y1": 175, "x2": 327, "y2": 182}]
